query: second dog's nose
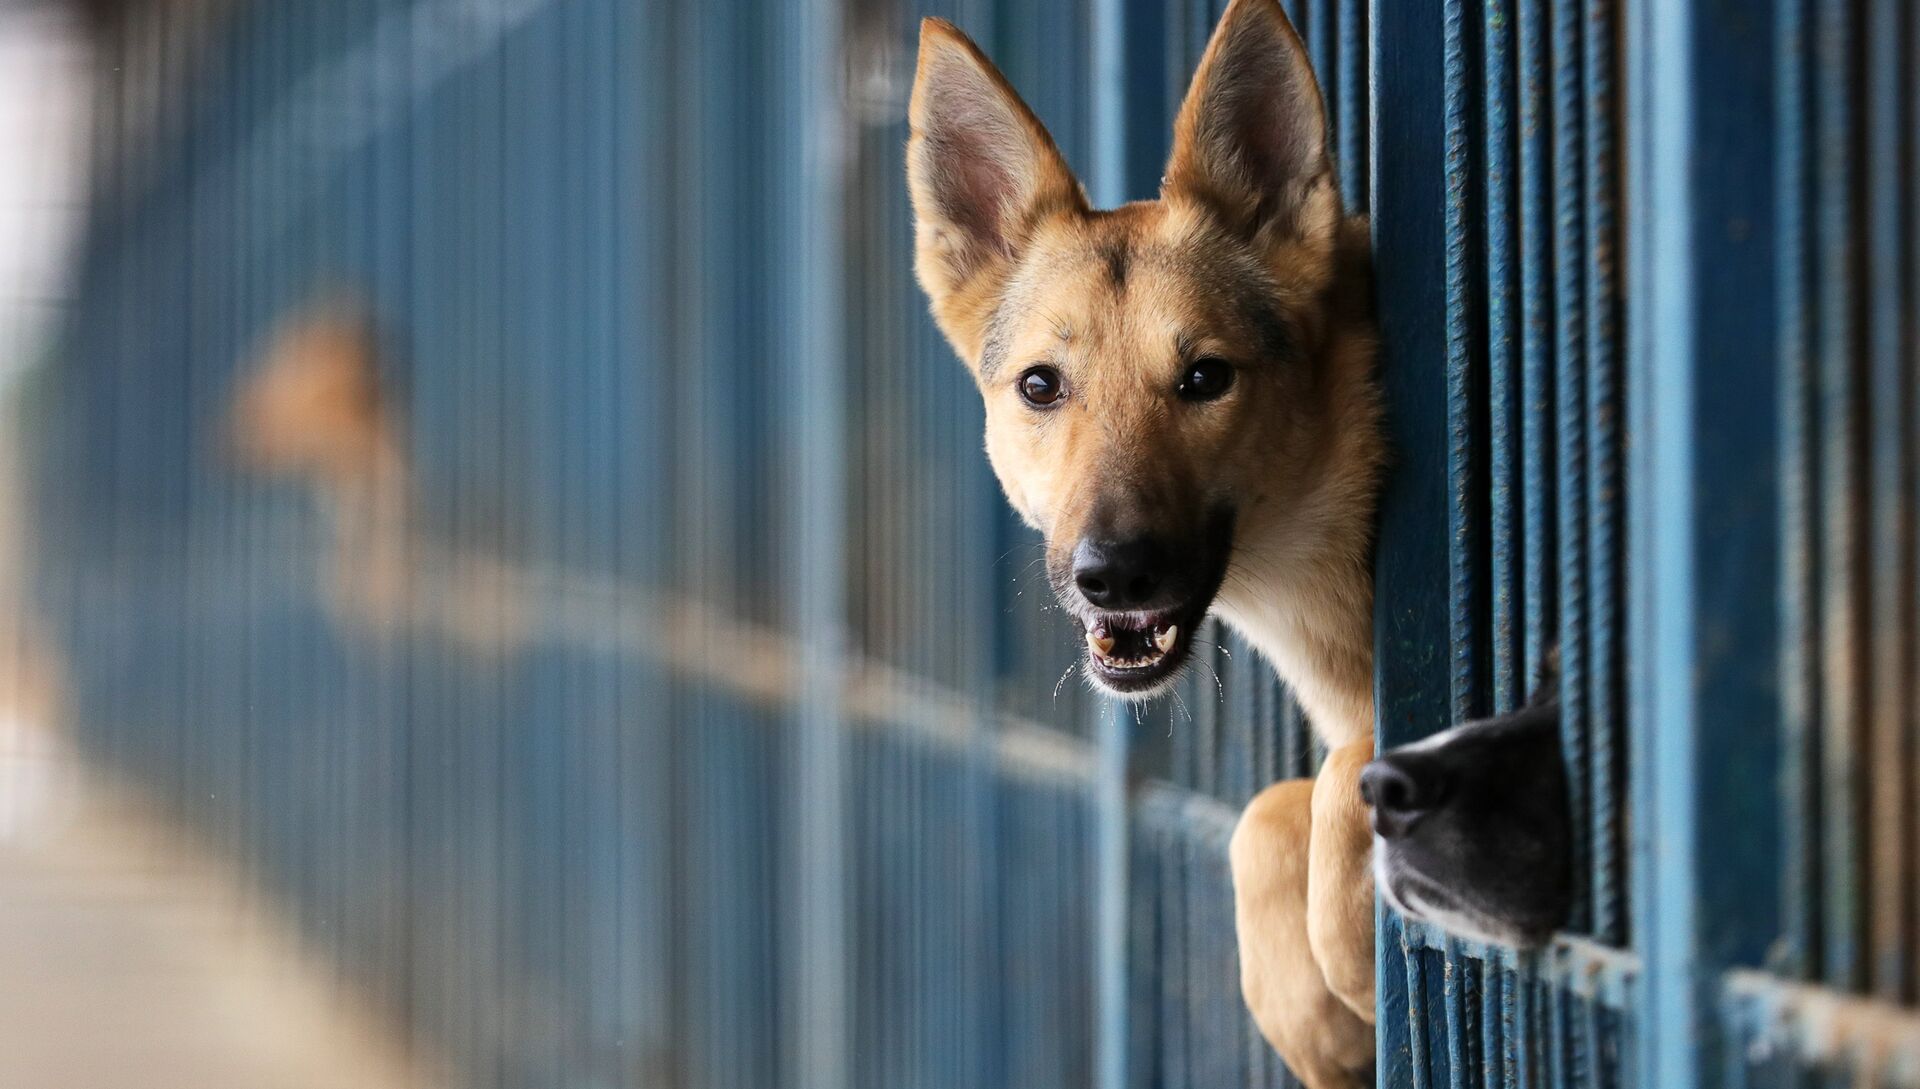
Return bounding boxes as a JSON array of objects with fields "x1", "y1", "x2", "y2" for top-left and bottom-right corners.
[
  {"x1": 1072, "y1": 537, "x2": 1169, "y2": 608},
  {"x1": 1360, "y1": 757, "x2": 1448, "y2": 838}
]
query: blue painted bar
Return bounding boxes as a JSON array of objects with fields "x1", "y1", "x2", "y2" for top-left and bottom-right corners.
[
  {"x1": 1409, "y1": 930, "x2": 1436, "y2": 1089},
  {"x1": 1909, "y1": 2, "x2": 1920, "y2": 1011},
  {"x1": 1442, "y1": 0, "x2": 1487, "y2": 724},
  {"x1": 1860, "y1": 0, "x2": 1914, "y2": 1007},
  {"x1": 1484, "y1": 0, "x2": 1522, "y2": 714},
  {"x1": 1773, "y1": 0, "x2": 1824, "y2": 989},
  {"x1": 779, "y1": 0, "x2": 852, "y2": 1083},
  {"x1": 1335, "y1": 0, "x2": 1367, "y2": 208},
  {"x1": 1551, "y1": 0, "x2": 1593, "y2": 941},
  {"x1": 1628, "y1": 3, "x2": 1789, "y2": 1088},
  {"x1": 1442, "y1": 938, "x2": 1472, "y2": 1089},
  {"x1": 1517, "y1": 0, "x2": 1557, "y2": 719},
  {"x1": 1579, "y1": 0, "x2": 1625, "y2": 949},
  {"x1": 1371, "y1": 0, "x2": 1455, "y2": 1080},
  {"x1": 1812, "y1": 0, "x2": 1866, "y2": 998}
]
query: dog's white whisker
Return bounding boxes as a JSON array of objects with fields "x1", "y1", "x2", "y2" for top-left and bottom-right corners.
[
  {"x1": 1190, "y1": 656, "x2": 1225, "y2": 704},
  {"x1": 1052, "y1": 661, "x2": 1077, "y2": 704}
]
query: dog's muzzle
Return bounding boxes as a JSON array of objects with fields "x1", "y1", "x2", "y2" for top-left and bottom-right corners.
[
  {"x1": 1056, "y1": 509, "x2": 1234, "y2": 698},
  {"x1": 1361, "y1": 692, "x2": 1573, "y2": 949}
]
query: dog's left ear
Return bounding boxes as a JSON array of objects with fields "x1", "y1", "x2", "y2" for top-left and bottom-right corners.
[
  {"x1": 908, "y1": 18, "x2": 1087, "y2": 361},
  {"x1": 1163, "y1": 0, "x2": 1338, "y2": 254}
]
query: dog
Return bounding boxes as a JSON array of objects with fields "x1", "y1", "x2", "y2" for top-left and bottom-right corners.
[
  {"x1": 225, "y1": 297, "x2": 526, "y2": 653},
  {"x1": 226, "y1": 299, "x2": 413, "y2": 633},
  {"x1": 906, "y1": 1, "x2": 1383, "y2": 1085},
  {"x1": 1364, "y1": 665, "x2": 1572, "y2": 949}
]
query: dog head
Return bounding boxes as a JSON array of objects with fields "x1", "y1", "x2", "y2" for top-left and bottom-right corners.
[
  {"x1": 227, "y1": 301, "x2": 395, "y2": 483},
  {"x1": 1362, "y1": 683, "x2": 1573, "y2": 948},
  {"x1": 907, "y1": 0, "x2": 1375, "y2": 698}
]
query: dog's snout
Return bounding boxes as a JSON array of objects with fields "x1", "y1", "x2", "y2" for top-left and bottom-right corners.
[
  {"x1": 1360, "y1": 757, "x2": 1448, "y2": 838},
  {"x1": 1072, "y1": 537, "x2": 1170, "y2": 609}
]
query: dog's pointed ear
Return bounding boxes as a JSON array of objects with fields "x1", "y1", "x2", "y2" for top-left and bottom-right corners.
[
  {"x1": 1163, "y1": 0, "x2": 1337, "y2": 251},
  {"x1": 908, "y1": 18, "x2": 1086, "y2": 360}
]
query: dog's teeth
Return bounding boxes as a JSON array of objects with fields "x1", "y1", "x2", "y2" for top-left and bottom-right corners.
[
  {"x1": 1088, "y1": 630, "x2": 1116, "y2": 657},
  {"x1": 1154, "y1": 624, "x2": 1178, "y2": 653}
]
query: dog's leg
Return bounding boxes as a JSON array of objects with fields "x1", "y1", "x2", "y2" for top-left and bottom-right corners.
[
  {"x1": 1307, "y1": 739, "x2": 1377, "y2": 1023},
  {"x1": 1232, "y1": 779, "x2": 1376, "y2": 1089}
]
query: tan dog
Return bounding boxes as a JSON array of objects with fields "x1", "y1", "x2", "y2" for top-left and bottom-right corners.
[
  {"x1": 906, "y1": 1, "x2": 1381, "y2": 1085},
  {"x1": 226, "y1": 302, "x2": 413, "y2": 632},
  {"x1": 226, "y1": 300, "x2": 526, "y2": 654}
]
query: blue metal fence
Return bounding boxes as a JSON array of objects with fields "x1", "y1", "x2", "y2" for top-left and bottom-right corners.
[
  {"x1": 18, "y1": 0, "x2": 1919, "y2": 1086},
  {"x1": 1372, "y1": 0, "x2": 1639, "y2": 1084}
]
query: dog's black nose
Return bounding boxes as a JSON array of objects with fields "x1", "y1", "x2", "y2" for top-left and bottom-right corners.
[
  {"x1": 1360, "y1": 756, "x2": 1448, "y2": 838},
  {"x1": 1072, "y1": 536, "x2": 1169, "y2": 608}
]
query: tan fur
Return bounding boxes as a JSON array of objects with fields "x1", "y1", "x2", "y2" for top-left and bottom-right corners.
[
  {"x1": 908, "y1": 2, "x2": 1383, "y2": 1084},
  {"x1": 226, "y1": 299, "x2": 524, "y2": 653},
  {"x1": 227, "y1": 302, "x2": 412, "y2": 631},
  {"x1": 1307, "y1": 738, "x2": 1379, "y2": 1021},
  {"x1": 1231, "y1": 779, "x2": 1374, "y2": 1089}
]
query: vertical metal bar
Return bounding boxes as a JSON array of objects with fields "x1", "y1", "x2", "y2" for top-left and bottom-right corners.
[
  {"x1": 1336, "y1": 0, "x2": 1368, "y2": 209},
  {"x1": 1775, "y1": 0, "x2": 1824, "y2": 987},
  {"x1": 1373, "y1": 0, "x2": 1456, "y2": 1077},
  {"x1": 1543, "y1": 976, "x2": 1566, "y2": 1089},
  {"x1": 1090, "y1": 0, "x2": 1127, "y2": 210},
  {"x1": 782, "y1": 0, "x2": 850, "y2": 1085},
  {"x1": 1409, "y1": 933, "x2": 1435, "y2": 1089},
  {"x1": 1372, "y1": 0, "x2": 1458, "y2": 1072},
  {"x1": 1095, "y1": 703, "x2": 1130, "y2": 1089},
  {"x1": 1123, "y1": 802, "x2": 1151, "y2": 1089},
  {"x1": 1863, "y1": 0, "x2": 1916, "y2": 1006},
  {"x1": 1907, "y1": 0, "x2": 1920, "y2": 1009},
  {"x1": 1307, "y1": 0, "x2": 1334, "y2": 114},
  {"x1": 1158, "y1": 816, "x2": 1189, "y2": 1087},
  {"x1": 1091, "y1": 0, "x2": 1130, "y2": 1083},
  {"x1": 1551, "y1": 0, "x2": 1591, "y2": 939},
  {"x1": 1719, "y1": 991, "x2": 1751, "y2": 1089},
  {"x1": 1485, "y1": 0, "x2": 1523, "y2": 713},
  {"x1": 1510, "y1": 958, "x2": 1533, "y2": 1089},
  {"x1": 1443, "y1": 941, "x2": 1471, "y2": 1089},
  {"x1": 1629, "y1": 2, "x2": 1787, "y2": 1088},
  {"x1": 1567, "y1": 987, "x2": 1590, "y2": 1089},
  {"x1": 1580, "y1": 0, "x2": 1625, "y2": 948},
  {"x1": 622, "y1": 0, "x2": 679, "y2": 1074},
  {"x1": 1581, "y1": 995, "x2": 1607, "y2": 1089},
  {"x1": 1813, "y1": 0, "x2": 1866, "y2": 996},
  {"x1": 1482, "y1": 955, "x2": 1506, "y2": 1089},
  {"x1": 1444, "y1": 0, "x2": 1486, "y2": 724},
  {"x1": 1517, "y1": 0, "x2": 1556, "y2": 695}
]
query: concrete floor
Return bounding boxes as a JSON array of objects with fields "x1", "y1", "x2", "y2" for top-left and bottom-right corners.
[{"x1": 0, "y1": 715, "x2": 444, "y2": 1089}]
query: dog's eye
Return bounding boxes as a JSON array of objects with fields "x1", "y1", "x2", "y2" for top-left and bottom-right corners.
[
  {"x1": 1019, "y1": 365, "x2": 1066, "y2": 407},
  {"x1": 1176, "y1": 358, "x2": 1235, "y2": 402}
]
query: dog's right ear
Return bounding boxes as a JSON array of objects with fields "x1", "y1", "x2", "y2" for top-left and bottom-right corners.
[{"x1": 908, "y1": 18, "x2": 1086, "y2": 362}]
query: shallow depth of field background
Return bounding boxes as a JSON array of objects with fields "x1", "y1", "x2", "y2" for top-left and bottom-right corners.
[{"x1": 0, "y1": 1, "x2": 1915, "y2": 1088}]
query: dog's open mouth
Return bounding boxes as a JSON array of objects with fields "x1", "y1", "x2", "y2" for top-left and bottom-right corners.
[
  {"x1": 1079, "y1": 606, "x2": 1201, "y2": 695},
  {"x1": 1056, "y1": 507, "x2": 1235, "y2": 699}
]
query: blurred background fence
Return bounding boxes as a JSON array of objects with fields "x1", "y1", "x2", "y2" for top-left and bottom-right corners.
[{"x1": 9, "y1": 0, "x2": 1918, "y2": 1087}]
